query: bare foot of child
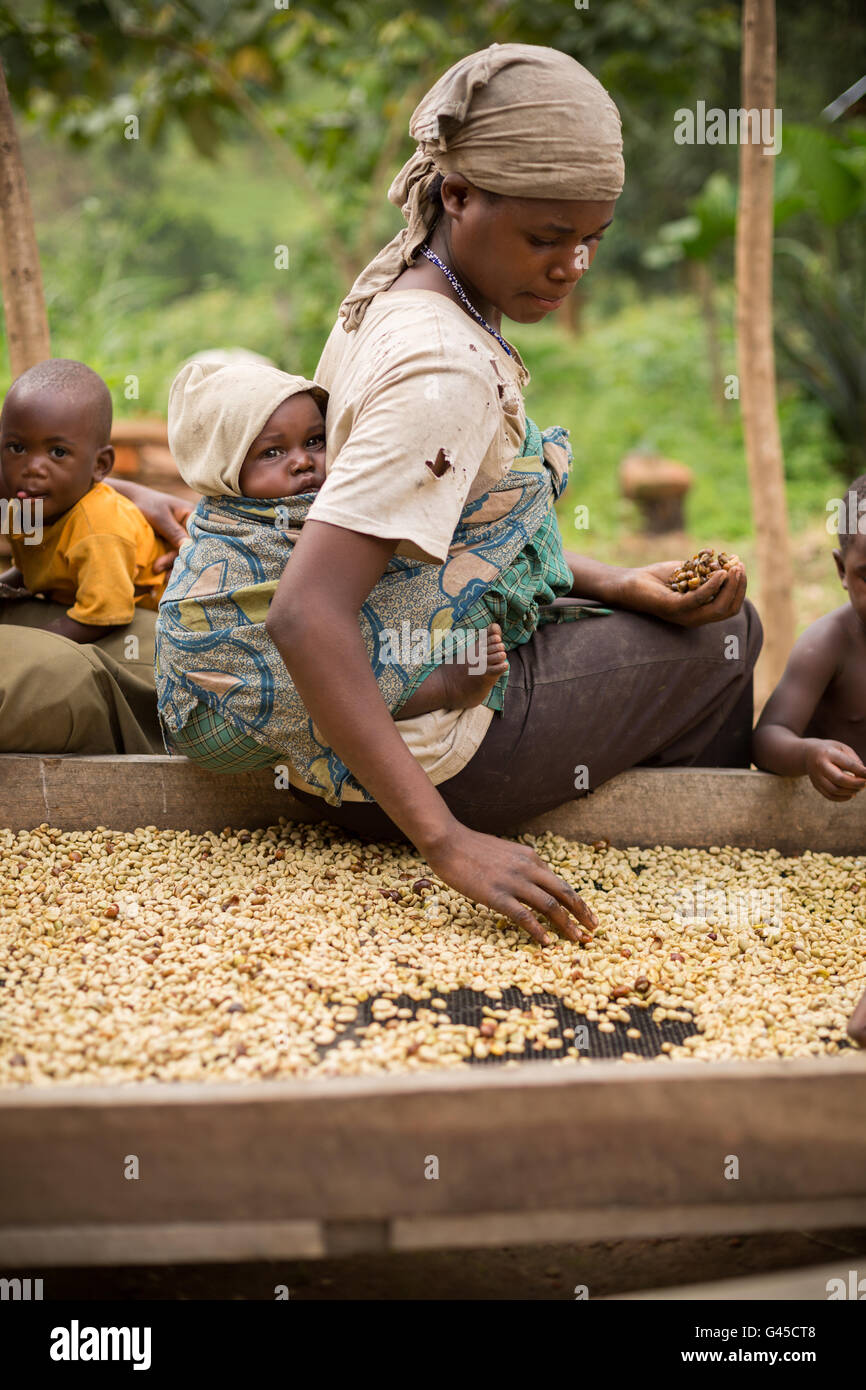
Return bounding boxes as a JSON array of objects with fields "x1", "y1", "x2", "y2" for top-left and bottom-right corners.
[
  {"x1": 395, "y1": 624, "x2": 509, "y2": 719},
  {"x1": 438, "y1": 623, "x2": 509, "y2": 708}
]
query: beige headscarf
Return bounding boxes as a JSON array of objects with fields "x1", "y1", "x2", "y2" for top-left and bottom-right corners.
[
  {"x1": 340, "y1": 42, "x2": 624, "y2": 331},
  {"x1": 168, "y1": 360, "x2": 328, "y2": 498}
]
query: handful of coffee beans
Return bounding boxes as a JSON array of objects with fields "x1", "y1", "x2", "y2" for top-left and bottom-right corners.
[{"x1": 669, "y1": 548, "x2": 739, "y2": 593}]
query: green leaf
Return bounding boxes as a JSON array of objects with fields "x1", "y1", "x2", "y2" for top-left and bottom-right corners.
[{"x1": 782, "y1": 122, "x2": 863, "y2": 226}]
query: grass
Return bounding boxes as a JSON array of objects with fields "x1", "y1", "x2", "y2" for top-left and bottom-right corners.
[{"x1": 509, "y1": 292, "x2": 843, "y2": 552}]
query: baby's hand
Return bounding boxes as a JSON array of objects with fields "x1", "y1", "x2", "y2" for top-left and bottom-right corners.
[{"x1": 804, "y1": 740, "x2": 866, "y2": 801}]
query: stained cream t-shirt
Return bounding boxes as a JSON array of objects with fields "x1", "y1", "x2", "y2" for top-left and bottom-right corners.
[{"x1": 295, "y1": 288, "x2": 530, "y2": 801}]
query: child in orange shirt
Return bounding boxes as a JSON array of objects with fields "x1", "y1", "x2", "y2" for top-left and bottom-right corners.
[{"x1": 0, "y1": 359, "x2": 170, "y2": 642}]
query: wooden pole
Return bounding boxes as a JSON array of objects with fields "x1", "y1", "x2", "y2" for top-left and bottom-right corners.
[
  {"x1": 0, "y1": 57, "x2": 50, "y2": 377},
  {"x1": 734, "y1": 0, "x2": 795, "y2": 690}
]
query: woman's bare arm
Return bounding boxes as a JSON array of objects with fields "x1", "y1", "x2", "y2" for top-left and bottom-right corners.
[
  {"x1": 564, "y1": 551, "x2": 748, "y2": 627},
  {"x1": 265, "y1": 520, "x2": 597, "y2": 944},
  {"x1": 266, "y1": 521, "x2": 457, "y2": 849},
  {"x1": 562, "y1": 553, "x2": 630, "y2": 604}
]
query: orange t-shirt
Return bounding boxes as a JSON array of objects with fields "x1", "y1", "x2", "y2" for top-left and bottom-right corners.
[{"x1": 10, "y1": 482, "x2": 170, "y2": 625}]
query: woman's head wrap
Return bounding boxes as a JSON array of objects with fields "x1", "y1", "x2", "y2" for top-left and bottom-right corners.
[
  {"x1": 339, "y1": 42, "x2": 624, "y2": 331},
  {"x1": 168, "y1": 360, "x2": 328, "y2": 498}
]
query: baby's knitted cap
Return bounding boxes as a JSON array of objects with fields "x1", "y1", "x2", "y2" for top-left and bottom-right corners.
[{"x1": 168, "y1": 360, "x2": 328, "y2": 497}]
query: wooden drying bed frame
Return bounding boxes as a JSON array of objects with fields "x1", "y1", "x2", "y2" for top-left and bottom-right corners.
[
  {"x1": 1, "y1": 757, "x2": 864, "y2": 1267},
  {"x1": 1, "y1": 756, "x2": 865, "y2": 852}
]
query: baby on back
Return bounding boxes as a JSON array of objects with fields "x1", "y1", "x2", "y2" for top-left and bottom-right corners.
[{"x1": 156, "y1": 361, "x2": 506, "y2": 773}]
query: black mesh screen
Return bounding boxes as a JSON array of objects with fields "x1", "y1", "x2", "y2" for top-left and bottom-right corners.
[{"x1": 316, "y1": 986, "x2": 699, "y2": 1064}]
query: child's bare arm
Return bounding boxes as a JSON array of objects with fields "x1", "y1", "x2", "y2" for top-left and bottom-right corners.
[
  {"x1": 49, "y1": 615, "x2": 120, "y2": 644},
  {"x1": 753, "y1": 623, "x2": 838, "y2": 773},
  {"x1": 753, "y1": 619, "x2": 866, "y2": 798}
]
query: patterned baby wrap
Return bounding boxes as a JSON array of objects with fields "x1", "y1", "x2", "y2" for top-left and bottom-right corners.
[{"x1": 156, "y1": 417, "x2": 597, "y2": 804}]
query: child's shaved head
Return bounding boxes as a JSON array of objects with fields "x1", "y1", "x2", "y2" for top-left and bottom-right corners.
[
  {"x1": 4, "y1": 359, "x2": 112, "y2": 446},
  {"x1": 839, "y1": 473, "x2": 866, "y2": 556},
  {"x1": 1, "y1": 358, "x2": 115, "y2": 523}
]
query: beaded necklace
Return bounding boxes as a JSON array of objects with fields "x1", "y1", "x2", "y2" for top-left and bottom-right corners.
[{"x1": 419, "y1": 245, "x2": 513, "y2": 358}]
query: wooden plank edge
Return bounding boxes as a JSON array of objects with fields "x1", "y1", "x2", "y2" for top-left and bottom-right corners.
[
  {"x1": 608, "y1": 1256, "x2": 866, "y2": 1301},
  {"x1": 3, "y1": 1055, "x2": 865, "y2": 1228},
  {"x1": 3, "y1": 1199, "x2": 866, "y2": 1268},
  {"x1": 2, "y1": 756, "x2": 865, "y2": 851},
  {"x1": 2, "y1": 1052, "x2": 865, "y2": 1109},
  {"x1": 392, "y1": 1198, "x2": 866, "y2": 1252},
  {"x1": 0, "y1": 1220, "x2": 323, "y2": 1266}
]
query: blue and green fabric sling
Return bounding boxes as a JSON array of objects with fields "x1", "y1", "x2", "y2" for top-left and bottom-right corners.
[{"x1": 155, "y1": 416, "x2": 609, "y2": 803}]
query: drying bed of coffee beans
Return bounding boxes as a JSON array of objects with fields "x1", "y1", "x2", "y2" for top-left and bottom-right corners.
[
  {"x1": 311, "y1": 985, "x2": 701, "y2": 1066},
  {"x1": 0, "y1": 820, "x2": 863, "y2": 1085}
]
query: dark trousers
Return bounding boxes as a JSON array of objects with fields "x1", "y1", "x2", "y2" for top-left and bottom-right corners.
[
  {"x1": 294, "y1": 599, "x2": 763, "y2": 840},
  {"x1": 0, "y1": 600, "x2": 162, "y2": 754}
]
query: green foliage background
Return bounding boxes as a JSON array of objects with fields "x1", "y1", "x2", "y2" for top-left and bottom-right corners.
[{"x1": 0, "y1": 0, "x2": 863, "y2": 572}]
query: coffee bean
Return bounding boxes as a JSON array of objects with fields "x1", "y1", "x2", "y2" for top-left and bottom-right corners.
[{"x1": 669, "y1": 548, "x2": 739, "y2": 593}]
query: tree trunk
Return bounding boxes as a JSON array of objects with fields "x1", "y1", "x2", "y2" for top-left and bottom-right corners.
[
  {"x1": 0, "y1": 58, "x2": 50, "y2": 376},
  {"x1": 734, "y1": 0, "x2": 795, "y2": 693}
]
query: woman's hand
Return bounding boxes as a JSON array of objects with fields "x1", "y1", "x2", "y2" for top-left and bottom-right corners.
[
  {"x1": 618, "y1": 559, "x2": 747, "y2": 627},
  {"x1": 423, "y1": 824, "x2": 598, "y2": 945},
  {"x1": 107, "y1": 480, "x2": 193, "y2": 571},
  {"x1": 269, "y1": 521, "x2": 597, "y2": 947}
]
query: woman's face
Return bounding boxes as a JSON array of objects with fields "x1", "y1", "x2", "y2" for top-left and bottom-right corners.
[{"x1": 441, "y1": 176, "x2": 617, "y2": 324}]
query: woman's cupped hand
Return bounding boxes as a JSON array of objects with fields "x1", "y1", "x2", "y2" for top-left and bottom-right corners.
[
  {"x1": 619, "y1": 559, "x2": 747, "y2": 627},
  {"x1": 423, "y1": 825, "x2": 598, "y2": 946}
]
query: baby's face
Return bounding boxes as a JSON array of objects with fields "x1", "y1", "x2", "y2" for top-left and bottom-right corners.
[
  {"x1": 238, "y1": 392, "x2": 326, "y2": 499},
  {"x1": 0, "y1": 389, "x2": 111, "y2": 523}
]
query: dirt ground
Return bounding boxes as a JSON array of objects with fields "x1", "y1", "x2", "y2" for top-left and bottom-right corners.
[{"x1": 19, "y1": 1226, "x2": 866, "y2": 1300}]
